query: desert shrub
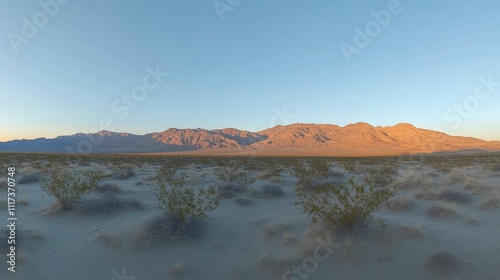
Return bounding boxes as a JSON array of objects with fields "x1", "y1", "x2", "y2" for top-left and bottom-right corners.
[
  {"x1": 291, "y1": 160, "x2": 330, "y2": 188},
  {"x1": 414, "y1": 187, "x2": 440, "y2": 200},
  {"x1": 154, "y1": 167, "x2": 221, "y2": 224},
  {"x1": 94, "y1": 182, "x2": 122, "y2": 194},
  {"x1": 394, "y1": 171, "x2": 434, "y2": 191},
  {"x1": 257, "y1": 165, "x2": 283, "y2": 182},
  {"x1": 79, "y1": 194, "x2": 142, "y2": 214},
  {"x1": 140, "y1": 214, "x2": 206, "y2": 240},
  {"x1": 363, "y1": 164, "x2": 398, "y2": 188},
  {"x1": 466, "y1": 217, "x2": 479, "y2": 226},
  {"x1": 110, "y1": 164, "x2": 136, "y2": 180},
  {"x1": 295, "y1": 178, "x2": 396, "y2": 230},
  {"x1": 214, "y1": 165, "x2": 256, "y2": 198},
  {"x1": 424, "y1": 252, "x2": 462, "y2": 274},
  {"x1": 425, "y1": 205, "x2": 458, "y2": 219},
  {"x1": 40, "y1": 168, "x2": 107, "y2": 210},
  {"x1": 438, "y1": 189, "x2": 471, "y2": 203},
  {"x1": 463, "y1": 177, "x2": 490, "y2": 194},
  {"x1": 443, "y1": 169, "x2": 467, "y2": 186},
  {"x1": 479, "y1": 197, "x2": 500, "y2": 210},
  {"x1": 261, "y1": 185, "x2": 284, "y2": 197}
]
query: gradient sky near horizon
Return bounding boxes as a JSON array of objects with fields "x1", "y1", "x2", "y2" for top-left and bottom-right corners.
[{"x1": 1, "y1": 0, "x2": 499, "y2": 142}]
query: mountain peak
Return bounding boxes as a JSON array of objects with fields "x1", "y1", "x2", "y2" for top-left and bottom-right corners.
[{"x1": 1, "y1": 123, "x2": 499, "y2": 155}]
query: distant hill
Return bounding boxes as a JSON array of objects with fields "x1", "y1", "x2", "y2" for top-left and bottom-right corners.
[{"x1": 1, "y1": 123, "x2": 499, "y2": 156}]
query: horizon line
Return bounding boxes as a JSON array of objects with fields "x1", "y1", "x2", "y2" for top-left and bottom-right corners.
[{"x1": 1, "y1": 122, "x2": 499, "y2": 142}]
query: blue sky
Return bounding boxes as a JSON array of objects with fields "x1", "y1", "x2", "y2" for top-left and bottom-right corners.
[{"x1": 1, "y1": 0, "x2": 499, "y2": 141}]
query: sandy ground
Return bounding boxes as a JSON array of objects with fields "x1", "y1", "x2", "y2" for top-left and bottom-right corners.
[{"x1": 0, "y1": 154, "x2": 499, "y2": 280}]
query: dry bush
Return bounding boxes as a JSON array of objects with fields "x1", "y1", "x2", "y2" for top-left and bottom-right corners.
[
  {"x1": 425, "y1": 204, "x2": 458, "y2": 219},
  {"x1": 393, "y1": 171, "x2": 434, "y2": 191},
  {"x1": 214, "y1": 164, "x2": 256, "y2": 198},
  {"x1": 110, "y1": 164, "x2": 136, "y2": 180},
  {"x1": 291, "y1": 159, "x2": 331, "y2": 189},
  {"x1": 438, "y1": 189, "x2": 471, "y2": 204},
  {"x1": 40, "y1": 168, "x2": 107, "y2": 210},
  {"x1": 479, "y1": 197, "x2": 500, "y2": 210},
  {"x1": 443, "y1": 169, "x2": 467, "y2": 186},
  {"x1": 466, "y1": 217, "x2": 479, "y2": 226},
  {"x1": 424, "y1": 252, "x2": 462, "y2": 275},
  {"x1": 414, "y1": 187, "x2": 440, "y2": 201},
  {"x1": 463, "y1": 177, "x2": 490, "y2": 194},
  {"x1": 135, "y1": 214, "x2": 206, "y2": 244},
  {"x1": 296, "y1": 178, "x2": 396, "y2": 230}
]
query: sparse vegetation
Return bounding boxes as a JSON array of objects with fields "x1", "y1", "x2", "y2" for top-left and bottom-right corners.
[
  {"x1": 425, "y1": 252, "x2": 462, "y2": 274},
  {"x1": 110, "y1": 163, "x2": 136, "y2": 179},
  {"x1": 438, "y1": 189, "x2": 471, "y2": 204},
  {"x1": 425, "y1": 204, "x2": 458, "y2": 219},
  {"x1": 150, "y1": 164, "x2": 221, "y2": 239},
  {"x1": 214, "y1": 164, "x2": 256, "y2": 198},
  {"x1": 479, "y1": 197, "x2": 500, "y2": 210},
  {"x1": 154, "y1": 169, "x2": 220, "y2": 223},
  {"x1": 295, "y1": 178, "x2": 396, "y2": 230},
  {"x1": 291, "y1": 159, "x2": 331, "y2": 189},
  {"x1": 40, "y1": 168, "x2": 107, "y2": 210}
]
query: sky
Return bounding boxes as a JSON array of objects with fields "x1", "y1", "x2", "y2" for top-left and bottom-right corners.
[{"x1": 0, "y1": 0, "x2": 499, "y2": 141}]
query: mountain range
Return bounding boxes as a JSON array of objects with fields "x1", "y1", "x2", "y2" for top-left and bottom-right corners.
[{"x1": 1, "y1": 123, "x2": 500, "y2": 156}]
